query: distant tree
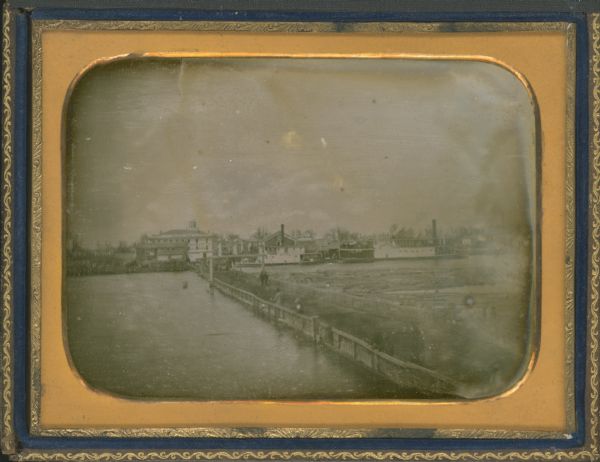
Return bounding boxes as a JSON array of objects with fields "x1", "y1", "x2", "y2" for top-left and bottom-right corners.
[
  {"x1": 393, "y1": 227, "x2": 415, "y2": 239},
  {"x1": 453, "y1": 226, "x2": 483, "y2": 239},
  {"x1": 70, "y1": 234, "x2": 82, "y2": 251},
  {"x1": 389, "y1": 226, "x2": 417, "y2": 244},
  {"x1": 325, "y1": 227, "x2": 360, "y2": 243},
  {"x1": 251, "y1": 227, "x2": 269, "y2": 240},
  {"x1": 303, "y1": 229, "x2": 316, "y2": 239},
  {"x1": 324, "y1": 227, "x2": 341, "y2": 241},
  {"x1": 287, "y1": 229, "x2": 316, "y2": 239}
]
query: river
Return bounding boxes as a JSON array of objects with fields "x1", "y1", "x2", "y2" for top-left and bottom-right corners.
[{"x1": 66, "y1": 271, "x2": 424, "y2": 400}]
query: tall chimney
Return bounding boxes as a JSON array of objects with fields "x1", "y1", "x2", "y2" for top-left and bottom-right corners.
[
  {"x1": 432, "y1": 219, "x2": 437, "y2": 242},
  {"x1": 281, "y1": 224, "x2": 285, "y2": 244}
]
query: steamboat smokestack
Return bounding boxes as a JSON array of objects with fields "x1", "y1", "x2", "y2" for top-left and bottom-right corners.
[
  {"x1": 281, "y1": 224, "x2": 285, "y2": 243},
  {"x1": 432, "y1": 219, "x2": 437, "y2": 242}
]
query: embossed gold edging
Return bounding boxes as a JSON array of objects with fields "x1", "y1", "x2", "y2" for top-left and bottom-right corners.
[
  {"x1": 11, "y1": 448, "x2": 600, "y2": 461},
  {"x1": 29, "y1": 19, "x2": 571, "y2": 33},
  {"x1": 37, "y1": 427, "x2": 571, "y2": 440},
  {"x1": 564, "y1": 21, "x2": 578, "y2": 435},
  {"x1": 587, "y1": 11, "x2": 600, "y2": 459},
  {"x1": 29, "y1": 20, "x2": 43, "y2": 436},
  {"x1": 22, "y1": 17, "x2": 592, "y2": 459},
  {"x1": 1, "y1": 3, "x2": 15, "y2": 455}
]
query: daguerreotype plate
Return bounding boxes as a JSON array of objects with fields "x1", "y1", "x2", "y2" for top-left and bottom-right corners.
[{"x1": 1, "y1": 0, "x2": 599, "y2": 461}]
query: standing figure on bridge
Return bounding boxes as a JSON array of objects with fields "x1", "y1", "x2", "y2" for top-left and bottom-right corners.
[{"x1": 259, "y1": 268, "x2": 269, "y2": 287}]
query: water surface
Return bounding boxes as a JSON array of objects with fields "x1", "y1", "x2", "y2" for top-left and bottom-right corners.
[{"x1": 67, "y1": 271, "x2": 419, "y2": 400}]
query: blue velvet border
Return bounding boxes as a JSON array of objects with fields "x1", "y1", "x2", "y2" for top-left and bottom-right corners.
[
  {"x1": 13, "y1": 8, "x2": 31, "y2": 453},
  {"x1": 8, "y1": 7, "x2": 591, "y2": 452}
]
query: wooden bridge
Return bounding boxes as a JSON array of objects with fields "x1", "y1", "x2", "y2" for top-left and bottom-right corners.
[{"x1": 210, "y1": 277, "x2": 463, "y2": 399}]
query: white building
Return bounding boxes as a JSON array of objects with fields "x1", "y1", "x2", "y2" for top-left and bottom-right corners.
[
  {"x1": 187, "y1": 232, "x2": 216, "y2": 262},
  {"x1": 374, "y1": 243, "x2": 435, "y2": 259},
  {"x1": 263, "y1": 246, "x2": 305, "y2": 265},
  {"x1": 138, "y1": 221, "x2": 215, "y2": 263}
]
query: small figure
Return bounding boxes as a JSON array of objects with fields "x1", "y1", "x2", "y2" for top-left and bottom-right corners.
[
  {"x1": 464, "y1": 294, "x2": 476, "y2": 308},
  {"x1": 182, "y1": 281, "x2": 188, "y2": 289},
  {"x1": 294, "y1": 297, "x2": 303, "y2": 313},
  {"x1": 272, "y1": 289, "x2": 282, "y2": 305},
  {"x1": 259, "y1": 268, "x2": 269, "y2": 287}
]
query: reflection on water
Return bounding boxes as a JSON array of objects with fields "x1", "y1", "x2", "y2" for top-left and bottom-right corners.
[{"x1": 67, "y1": 271, "x2": 422, "y2": 400}]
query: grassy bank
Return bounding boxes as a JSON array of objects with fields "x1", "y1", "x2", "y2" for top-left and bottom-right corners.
[
  {"x1": 215, "y1": 268, "x2": 529, "y2": 398},
  {"x1": 216, "y1": 270, "x2": 426, "y2": 364}
]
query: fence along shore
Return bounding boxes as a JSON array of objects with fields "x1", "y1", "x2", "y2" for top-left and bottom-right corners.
[{"x1": 209, "y1": 276, "x2": 462, "y2": 398}]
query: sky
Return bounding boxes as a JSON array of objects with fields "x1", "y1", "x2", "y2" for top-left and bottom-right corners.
[{"x1": 66, "y1": 58, "x2": 536, "y2": 247}]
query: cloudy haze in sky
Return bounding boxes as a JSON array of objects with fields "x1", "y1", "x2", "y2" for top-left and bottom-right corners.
[{"x1": 66, "y1": 58, "x2": 536, "y2": 246}]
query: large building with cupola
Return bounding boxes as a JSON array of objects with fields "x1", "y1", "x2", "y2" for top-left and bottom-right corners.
[{"x1": 136, "y1": 221, "x2": 216, "y2": 263}]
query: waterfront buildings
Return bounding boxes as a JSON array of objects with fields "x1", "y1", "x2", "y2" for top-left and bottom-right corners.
[
  {"x1": 66, "y1": 219, "x2": 507, "y2": 277},
  {"x1": 374, "y1": 243, "x2": 436, "y2": 259},
  {"x1": 136, "y1": 221, "x2": 216, "y2": 263},
  {"x1": 262, "y1": 225, "x2": 307, "y2": 265}
]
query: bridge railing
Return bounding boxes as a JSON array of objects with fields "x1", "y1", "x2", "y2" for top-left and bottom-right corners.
[
  {"x1": 211, "y1": 277, "x2": 460, "y2": 397},
  {"x1": 212, "y1": 278, "x2": 318, "y2": 331}
]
